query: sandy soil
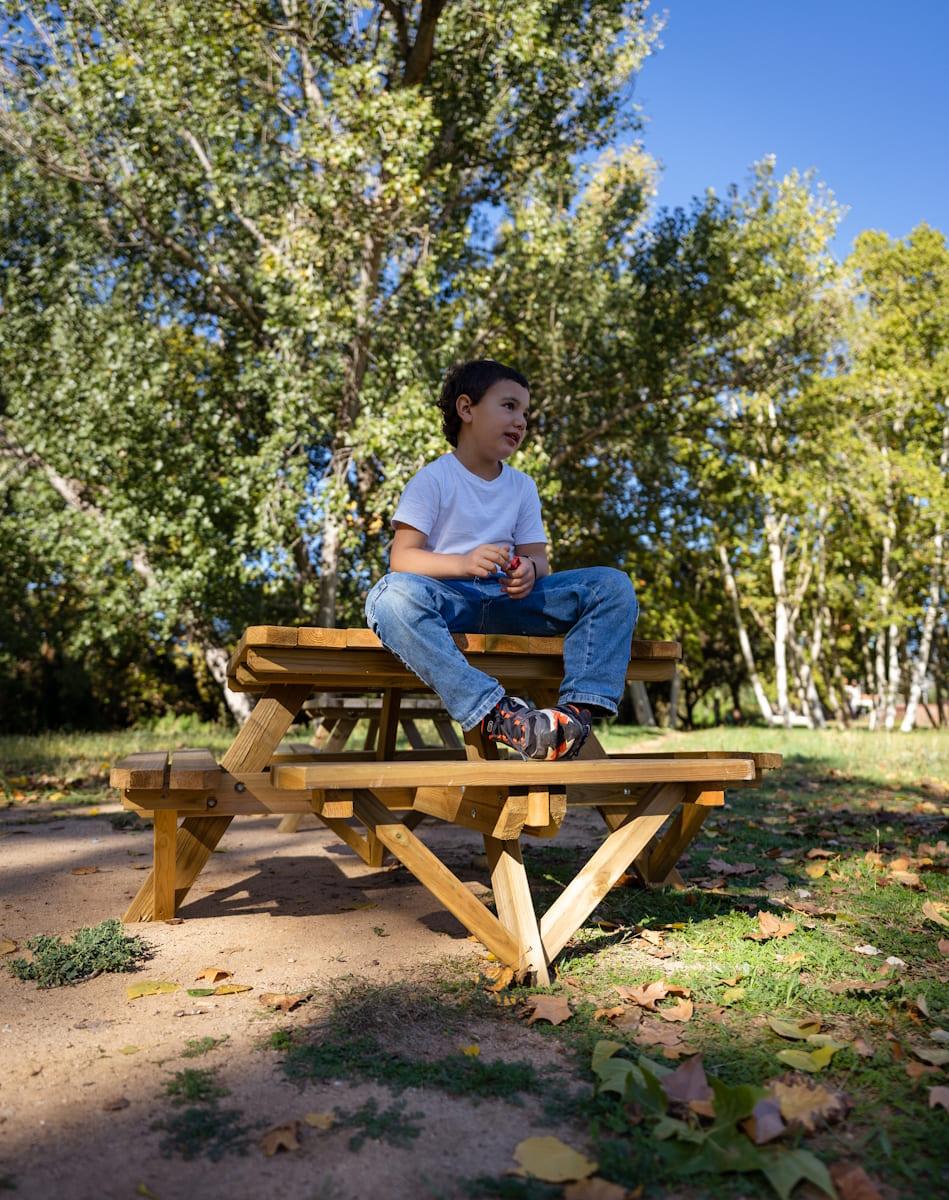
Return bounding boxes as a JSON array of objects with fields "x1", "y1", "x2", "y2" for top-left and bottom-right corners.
[{"x1": 0, "y1": 805, "x2": 602, "y2": 1200}]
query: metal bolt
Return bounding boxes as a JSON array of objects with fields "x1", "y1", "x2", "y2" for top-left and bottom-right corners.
[
  {"x1": 206, "y1": 797, "x2": 217, "y2": 808},
  {"x1": 471, "y1": 808, "x2": 477, "y2": 819},
  {"x1": 234, "y1": 781, "x2": 246, "y2": 794}
]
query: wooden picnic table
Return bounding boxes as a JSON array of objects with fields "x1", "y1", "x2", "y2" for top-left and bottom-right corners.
[{"x1": 111, "y1": 625, "x2": 780, "y2": 984}]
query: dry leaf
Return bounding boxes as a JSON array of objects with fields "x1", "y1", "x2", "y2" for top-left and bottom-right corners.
[
  {"x1": 101, "y1": 1096, "x2": 130, "y2": 1111},
  {"x1": 910, "y1": 1045, "x2": 949, "y2": 1066},
  {"x1": 211, "y1": 983, "x2": 252, "y2": 995},
  {"x1": 660, "y1": 1055, "x2": 712, "y2": 1105},
  {"x1": 260, "y1": 1121, "x2": 301, "y2": 1156},
  {"x1": 304, "y1": 1111, "x2": 335, "y2": 1130},
  {"x1": 71, "y1": 866, "x2": 100, "y2": 875},
  {"x1": 461, "y1": 1044, "x2": 481, "y2": 1057},
  {"x1": 851, "y1": 1038, "x2": 874, "y2": 1058},
  {"x1": 776, "y1": 1044, "x2": 837, "y2": 1072},
  {"x1": 526, "y1": 995, "x2": 572, "y2": 1026},
  {"x1": 118, "y1": 1045, "x2": 141, "y2": 1055},
  {"x1": 126, "y1": 980, "x2": 178, "y2": 1001},
  {"x1": 826, "y1": 977, "x2": 892, "y2": 994},
  {"x1": 745, "y1": 911, "x2": 796, "y2": 941},
  {"x1": 741, "y1": 1097, "x2": 786, "y2": 1145},
  {"x1": 259, "y1": 991, "x2": 310, "y2": 1013},
  {"x1": 922, "y1": 900, "x2": 949, "y2": 928},
  {"x1": 829, "y1": 1162, "x2": 884, "y2": 1200},
  {"x1": 194, "y1": 967, "x2": 232, "y2": 984},
  {"x1": 852, "y1": 944, "x2": 880, "y2": 956},
  {"x1": 617, "y1": 981, "x2": 690, "y2": 1011},
  {"x1": 658, "y1": 998, "x2": 694, "y2": 1023},
  {"x1": 905, "y1": 1062, "x2": 940, "y2": 1080},
  {"x1": 890, "y1": 870, "x2": 922, "y2": 889},
  {"x1": 707, "y1": 858, "x2": 756, "y2": 876},
  {"x1": 763, "y1": 874, "x2": 790, "y2": 892},
  {"x1": 563, "y1": 1179, "x2": 630, "y2": 1200},
  {"x1": 721, "y1": 986, "x2": 745, "y2": 1005},
  {"x1": 767, "y1": 1016, "x2": 821, "y2": 1040},
  {"x1": 929, "y1": 1085, "x2": 949, "y2": 1110},
  {"x1": 593, "y1": 1006, "x2": 628, "y2": 1022},
  {"x1": 638, "y1": 929, "x2": 665, "y2": 946},
  {"x1": 612, "y1": 1009, "x2": 644, "y2": 1032},
  {"x1": 485, "y1": 966, "x2": 515, "y2": 993},
  {"x1": 514, "y1": 1136, "x2": 597, "y2": 1183},
  {"x1": 769, "y1": 1078, "x2": 849, "y2": 1131},
  {"x1": 938, "y1": 939, "x2": 949, "y2": 956},
  {"x1": 0, "y1": 938, "x2": 17, "y2": 955},
  {"x1": 805, "y1": 862, "x2": 828, "y2": 879}
]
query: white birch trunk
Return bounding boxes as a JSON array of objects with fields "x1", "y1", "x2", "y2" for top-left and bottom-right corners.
[
  {"x1": 717, "y1": 542, "x2": 777, "y2": 724},
  {"x1": 630, "y1": 681, "x2": 656, "y2": 727},
  {"x1": 202, "y1": 644, "x2": 253, "y2": 724},
  {"x1": 668, "y1": 670, "x2": 681, "y2": 730},
  {"x1": 763, "y1": 510, "x2": 794, "y2": 726}
]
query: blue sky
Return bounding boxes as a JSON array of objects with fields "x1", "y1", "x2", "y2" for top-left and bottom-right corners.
[{"x1": 632, "y1": 0, "x2": 948, "y2": 258}]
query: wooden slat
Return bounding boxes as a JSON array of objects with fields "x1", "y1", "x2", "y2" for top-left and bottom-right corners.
[
  {"x1": 168, "y1": 749, "x2": 221, "y2": 792},
  {"x1": 110, "y1": 752, "x2": 168, "y2": 791},
  {"x1": 539, "y1": 783, "x2": 684, "y2": 960},
  {"x1": 272, "y1": 756, "x2": 756, "y2": 791},
  {"x1": 152, "y1": 810, "x2": 177, "y2": 921},
  {"x1": 485, "y1": 837, "x2": 550, "y2": 984},
  {"x1": 646, "y1": 801, "x2": 712, "y2": 884},
  {"x1": 412, "y1": 786, "x2": 528, "y2": 840},
  {"x1": 351, "y1": 791, "x2": 520, "y2": 967}
]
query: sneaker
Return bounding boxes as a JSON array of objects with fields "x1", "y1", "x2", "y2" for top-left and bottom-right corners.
[{"x1": 481, "y1": 696, "x2": 592, "y2": 761}]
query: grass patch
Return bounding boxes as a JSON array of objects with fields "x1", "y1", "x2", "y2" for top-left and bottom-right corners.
[
  {"x1": 336, "y1": 1097, "x2": 424, "y2": 1151},
  {"x1": 181, "y1": 1035, "x2": 228, "y2": 1059},
  {"x1": 164, "y1": 1068, "x2": 230, "y2": 1106},
  {"x1": 152, "y1": 1106, "x2": 253, "y2": 1161},
  {"x1": 6, "y1": 919, "x2": 151, "y2": 988}
]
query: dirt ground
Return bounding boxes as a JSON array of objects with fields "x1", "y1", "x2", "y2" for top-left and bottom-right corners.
[{"x1": 1, "y1": 804, "x2": 604, "y2": 1200}]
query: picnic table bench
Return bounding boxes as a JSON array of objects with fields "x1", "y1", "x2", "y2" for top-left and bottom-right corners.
[{"x1": 111, "y1": 625, "x2": 780, "y2": 983}]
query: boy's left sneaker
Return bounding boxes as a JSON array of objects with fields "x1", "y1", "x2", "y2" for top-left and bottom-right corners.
[{"x1": 481, "y1": 696, "x2": 592, "y2": 761}]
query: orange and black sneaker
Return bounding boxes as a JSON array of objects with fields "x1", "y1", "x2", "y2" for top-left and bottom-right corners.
[{"x1": 481, "y1": 696, "x2": 592, "y2": 761}]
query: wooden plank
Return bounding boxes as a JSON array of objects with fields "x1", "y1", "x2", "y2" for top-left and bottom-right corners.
[
  {"x1": 110, "y1": 752, "x2": 168, "y2": 791},
  {"x1": 269, "y1": 747, "x2": 468, "y2": 764},
  {"x1": 525, "y1": 790, "x2": 550, "y2": 827},
  {"x1": 485, "y1": 837, "x2": 549, "y2": 985},
  {"x1": 273, "y1": 756, "x2": 756, "y2": 791},
  {"x1": 523, "y1": 790, "x2": 567, "y2": 838},
  {"x1": 317, "y1": 814, "x2": 373, "y2": 864},
  {"x1": 123, "y1": 686, "x2": 310, "y2": 922},
  {"x1": 646, "y1": 802, "x2": 711, "y2": 884},
  {"x1": 244, "y1": 625, "x2": 300, "y2": 647},
  {"x1": 432, "y1": 717, "x2": 462, "y2": 749},
  {"x1": 152, "y1": 810, "x2": 178, "y2": 920},
  {"x1": 168, "y1": 749, "x2": 221, "y2": 792},
  {"x1": 539, "y1": 783, "x2": 684, "y2": 960},
  {"x1": 611, "y1": 750, "x2": 783, "y2": 772},
  {"x1": 412, "y1": 786, "x2": 528, "y2": 840},
  {"x1": 352, "y1": 791, "x2": 520, "y2": 967},
  {"x1": 296, "y1": 628, "x2": 348, "y2": 649}
]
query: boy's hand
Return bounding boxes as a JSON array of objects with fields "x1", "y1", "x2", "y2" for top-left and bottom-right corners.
[
  {"x1": 501, "y1": 554, "x2": 534, "y2": 600},
  {"x1": 461, "y1": 543, "x2": 511, "y2": 579}
]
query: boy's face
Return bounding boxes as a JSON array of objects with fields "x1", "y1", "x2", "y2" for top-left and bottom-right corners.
[{"x1": 456, "y1": 379, "x2": 531, "y2": 460}]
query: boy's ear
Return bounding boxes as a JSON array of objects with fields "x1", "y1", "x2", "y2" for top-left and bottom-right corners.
[{"x1": 455, "y1": 392, "x2": 473, "y2": 423}]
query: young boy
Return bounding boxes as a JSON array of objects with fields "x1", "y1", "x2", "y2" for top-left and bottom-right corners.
[{"x1": 364, "y1": 359, "x2": 639, "y2": 761}]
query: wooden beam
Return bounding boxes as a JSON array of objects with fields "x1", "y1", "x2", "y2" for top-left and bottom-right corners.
[
  {"x1": 485, "y1": 836, "x2": 549, "y2": 985},
  {"x1": 646, "y1": 795, "x2": 716, "y2": 883}
]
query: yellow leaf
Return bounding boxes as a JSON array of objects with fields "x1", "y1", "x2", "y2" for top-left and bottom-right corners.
[
  {"x1": 0, "y1": 938, "x2": 17, "y2": 955},
  {"x1": 71, "y1": 866, "x2": 100, "y2": 875},
  {"x1": 721, "y1": 986, "x2": 745, "y2": 1005},
  {"x1": 526, "y1": 995, "x2": 573, "y2": 1026},
  {"x1": 194, "y1": 967, "x2": 232, "y2": 983},
  {"x1": 460, "y1": 1044, "x2": 481, "y2": 1057},
  {"x1": 127, "y1": 981, "x2": 179, "y2": 1000},
  {"x1": 135, "y1": 1185, "x2": 161, "y2": 1200},
  {"x1": 776, "y1": 1044, "x2": 837, "y2": 1072},
  {"x1": 304, "y1": 1111, "x2": 336, "y2": 1130},
  {"x1": 118, "y1": 1045, "x2": 141, "y2": 1055},
  {"x1": 767, "y1": 1016, "x2": 821, "y2": 1040},
  {"x1": 212, "y1": 983, "x2": 252, "y2": 995},
  {"x1": 260, "y1": 1120, "x2": 301, "y2": 1156},
  {"x1": 769, "y1": 1078, "x2": 849, "y2": 1130},
  {"x1": 514, "y1": 1136, "x2": 597, "y2": 1183},
  {"x1": 563, "y1": 1178, "x2": 632, "y2": 1200},
  {"x1": 658, "y1": 998, "x2": 694, "y2": 1023},
  {"x1": 259, "y1": 991, "x2": 310, "y2": 1012},
  {"x1": 922, "y1": 900, "x2": 949, "y2": 928}
]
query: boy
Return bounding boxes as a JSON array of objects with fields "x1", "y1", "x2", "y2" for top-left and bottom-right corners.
[{"x1": 365, "y1": 359, "x2": 639, "y2": 761}]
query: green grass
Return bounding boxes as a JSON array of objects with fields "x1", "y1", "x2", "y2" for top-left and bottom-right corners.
[
  {"x1": 336, "y1": 1097, "x2": 424, "y2": 1151},
  {"x1": 180, "y1": 1035, "x2": 229, "y2": 1059},
  {"x1": 6, "y1": 919, "x2": 152, "y2": 988},
  {"x1": 164, "y1": 1068, "x2": 230, "y2": 1106}
]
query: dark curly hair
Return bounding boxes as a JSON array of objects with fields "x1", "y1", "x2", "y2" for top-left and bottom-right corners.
[{"x1": 435, "y1": 359, "x2": 530, "y2": 447}]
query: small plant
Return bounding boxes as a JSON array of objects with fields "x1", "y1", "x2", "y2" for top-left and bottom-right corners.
[
  {"x1": 164, "y1": 1068, "x2": 229, "y2": 1106},
  {"x1": 108, "y1": 811, "x2": 151, "y2": 831},
  {"x1": 267, "y1": 1029, "x2": 294, "y2": 1051},
  {"x1": 337, "y1": 1097, "x2": 423, "y2": 1151},
  {"x1": 152, "y1": 1106, "x2": 253, "y2": 1161},
  {"x1": 6, "y1": 919, "x2": 151, "y2": 988},
  {"x1": 181, "y1": 1035, "x2": 228, "y2": 1059}
]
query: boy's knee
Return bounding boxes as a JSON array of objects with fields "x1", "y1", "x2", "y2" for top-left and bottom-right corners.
[
  {"x1": 591, "y1": 566, "x2": 637, "y2": 605},
  {"x1": 365, "y1": 572, "x2": 436, "y2": 631}
]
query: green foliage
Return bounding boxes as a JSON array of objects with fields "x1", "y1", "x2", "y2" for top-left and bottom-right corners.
[
  {"x1": 164, "y1": 1068, "x2": 229, "y2": 1106},
  {"x1": 6, "y1": 918, "x2": 151, "y2": 987},
  {"x1": 152, "y1": 1106, "x2": 253, "y2": 1161},
  {"x1": 180, "y1": 1035, "x2": 228, "y2": 1059},
  {"x1": 336, "y1": 1097, "x2": 424, "y2": 1152}
]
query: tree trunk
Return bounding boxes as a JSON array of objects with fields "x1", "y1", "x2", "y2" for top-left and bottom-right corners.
[
  {"x1": 716, "y1": 542, "x2": 777, "y2": 724},
  {"x1": 202, "y1": 644, "x2": 253, "y2": 724},
  {"x1": 630, "y1": 681, "x2": 656, "y2": 726},
  {"x1": 668, "y1": 670, "x2": 681, "y2": 730},
  {"x1": 764, "y1": 512, "x2": 793, "y2": 726}
]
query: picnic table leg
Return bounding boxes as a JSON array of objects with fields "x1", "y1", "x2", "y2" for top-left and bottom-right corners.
[
  {"x1": 644, "y1": 792, "x2": 719, "y2": 884},
  {"x1": 152, "y1": 810, "x2": 178, "y2": 921},
  {"x1": 124, "y1": 685, "x2": 310, "y2": 921},
  {"x1": 484, "y1": 836, "x2": 550, "y2": 985},
  {"x1": 278, "y1": 714, "x2": 359, "y2": 833},
  {"x1": 365, "y1": 689, "x2": 402, "y2": 868},
  {"x1": 539, "y1": 782, "x2": 684, "y2": 962}
]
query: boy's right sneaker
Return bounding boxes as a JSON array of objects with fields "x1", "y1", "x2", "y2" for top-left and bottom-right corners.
[{"x1": 481, "y1": 695, "x2": 592, "y2": 761}]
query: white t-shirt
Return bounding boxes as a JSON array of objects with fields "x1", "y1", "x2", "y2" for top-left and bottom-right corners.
[{"x1": 391, "y1": 452, "x2": 548, "y2": 560}]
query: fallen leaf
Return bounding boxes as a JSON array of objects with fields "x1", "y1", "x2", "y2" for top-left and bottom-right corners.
[
  {"x1": 260, "y1": 1121, "x2": 301, "y2": 1156},
  {"x1": 485, "y1": 966, "x2": 514, "y2": 993},
  {"x1": 0, "y1": 938, "x2": 17, "y2": 955},
  {"x1": 805, "y1": 862, "x2": 828, "y2": 879},
  {"x1": 745, "y1": 911, "x2": 796, "y2": 941},
  {"x1": 593, "y1": 1006, "x2": 627, "y2": 1022},
  {"x1": 829, "y1": 1161, "x2": 884, "y2": 1200},
  {"x1": 905, "y1": 1062, "x2": 941, "y2": 1080},
  {"x1": 126, "y1": 981, "x2": 178, "y2": 1001},
  {"x1": 304, "y1": 1111, "x2": 335, "y2": 1130},
  {"x1": 638, "y1": 928, "x2": 665, "y2": 946},
  {"x1": 769, "y1": 1078, "x2": 849, "y2": 1131},
  {"x1": 910, "y1": 1045, "x2": 949, "y2": 1066},
  {"x1": 259, "y1": 991, "x2": 310, "y2": 1013},
  {"x1": 741, "y1": 1097, "x2": 786, "y2": 1145},
  {"x1": 763, "y1": 874, "x2": 790, "y2": 892},
  {"x1": 526, "y1": 995, "x2": 573, "y2": 1026},
  {"x1": 938, "y1": 939, "x2": 949, "y2": 956},
  {"x1": 851, "y1": 1038, "x2": 874, "y2": 1059},
  {"x1": 194, "y1": 967, "x2": 232, "y2": 984},
  {"x1": 776, "y1": 1045, "x2": 838, "y2": 1072},
  {"x1": 118, "y1": 1045, "x2": 141, "y2": 1055},
  {"x1": 212, "y1": 983, "x2": 253, "y2": 995},
  {"x1": 721, "y1": 986, "x2": 746, "y2": 1005},
  {"x1": 563, "y1": 1179, "x2": 631, "y2": 1200},
  {"x1": 929, "y1": 1085, "x2": 949, "y2": 1110},
  {"x1": 514, "y1": 1136, "x2": 597, "y2": 1183},
  {"x1": 806, "y1": 848, "x2": 834, "y2": 859},
  {"x1": 778, "y1": 952, "x2": 805, "y2": 965},
  {"x1": 460, "y1": 1045, "x2": 481, "y2": 1057},
  {"x1": 660, "y1": 1055, "x2": 712, "y2": 1105},
  {"x1": 611, "y1": 1009, "x2": 644, "y2": 1032},
  {"x1": 102, "y1": 1096, "x2": 130, "y2": 1111},
  {"x1": 911, "y1": 994, "x2": 931, "y2": 1019},
  {"x1": 617, "y1": 981, "x2": 690, "y2": 1011},
  {"x1": 71, "y1": 866, "x2": 100, "y2": 875},
  {"x1": 826, "y1": 977, "x2": 893, "y2": 994},
  {"x1": 922, "y1": 900, "x2": 949, "y2": 928},
  {"x1": 767, "y1": 1016, "x2": 821, "y2": 1040},
  {"x1": 852, "y1": 944, "x2": 880, "y2": 956},
  {"x1": 658, "y1": 998, "x2": 694, "y2": 1023},
  {"x1": 708, "y1": 858, "x2": 756, "y2": 876},
  {"x1": 890, "y1": 870, "x2": 922, "y2": 889}
]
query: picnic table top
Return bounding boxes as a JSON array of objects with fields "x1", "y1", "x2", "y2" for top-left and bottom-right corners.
[{"x1": 227, "y1": 625, "x2": 681, "y2": 693}]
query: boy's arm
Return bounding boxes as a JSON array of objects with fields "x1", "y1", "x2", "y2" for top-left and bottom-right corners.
[
  {"x1": 390, "y1": 523, "x2": 510, "y2": 579},
  {"x1": 513, "y1": 542, "x2": 550, "y2": 580}
]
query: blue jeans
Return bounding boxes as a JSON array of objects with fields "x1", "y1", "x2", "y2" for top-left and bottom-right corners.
[{"x1": 364, "y1": 568, "x2": 639, "y2": 731}]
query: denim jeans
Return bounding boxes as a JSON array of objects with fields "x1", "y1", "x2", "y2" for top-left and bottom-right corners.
[{"x1": 364, "y1": 568, "x2": 639, "y2": 731}]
